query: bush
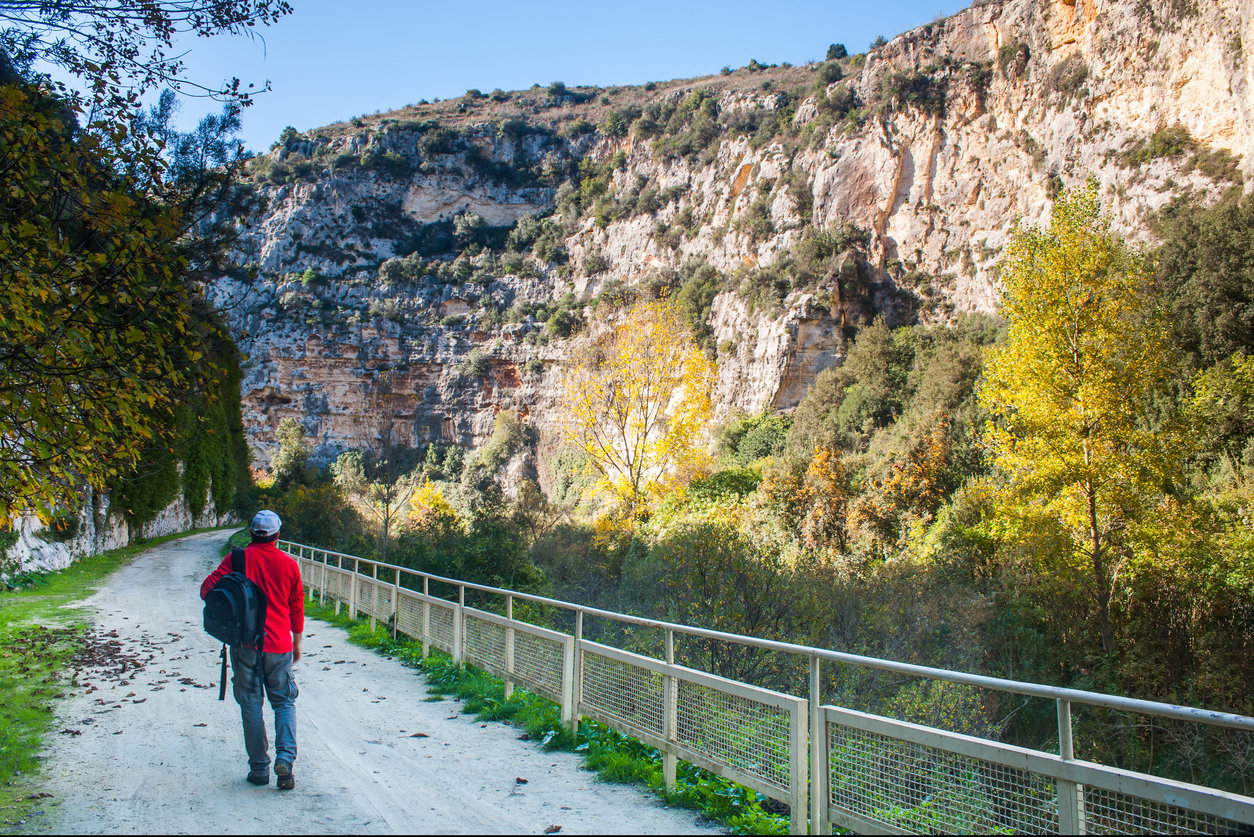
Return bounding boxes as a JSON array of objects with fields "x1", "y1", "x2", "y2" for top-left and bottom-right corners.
[
  {"x1": 470, "y1": 411, "x2": 528, "y2": 475},
  {"x1": 457, "y1": 348, "x2": 490, "y2": 379},
  {"x1": 417, "y1": 126, "x2": 459, "y2": 157},
  {"x1": 737, "y1": 415, "x2": 791, "y2": 463},
  {"x1": 599, "y1": 107, "x2": 639, "y2": 138},
  {"x1": 361, "y1": 150, "x2": 412, "y2": 178},
  {"x1": 584, "y1": 251, "x2": 610, "y2": 274},
  {"x1": 816, "y1": 60, "x2": 844, "y2": 87},
  {"x1": 998, "y1": 38, "x2": 1029, "y2": 79},
  {"x1": 46, "y1": 508, "x2": 79, "y2": 542},
  {"x1": 271, "y1": 482, "x2": 369, "y2": 555},
  {"x1": 1047, "y1": 54, "x2": 1089, "y2": 98},
  {"x1": 880, "y1": 70, "x2": 945, "y2": 116}
]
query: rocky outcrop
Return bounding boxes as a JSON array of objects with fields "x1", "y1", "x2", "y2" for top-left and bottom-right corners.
[
  {"x1": 213, "y1": 0, "x2": 1252, "y2": 486},
  {"x1": 3, "y1": 486, "x2": 234, "y2": 576}
]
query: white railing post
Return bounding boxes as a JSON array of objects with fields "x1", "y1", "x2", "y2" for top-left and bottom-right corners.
[
  {"x1": 369, "y1": 562, "x2": 378, "y2": 631},
  {"x1": 663, "y1": 628, "x2": 678, "y2": 792},
  {"x1": 421, "y1": 576, "x2": 430, "y2": 659},
  {"x1": 1057, "y1": 698, "x2": 1085, "y2": 834},
  {"x1": 570, "y1": 610, "x2": 584, "y2": 735},
  {"x1": 504, "y1": 594, "x2": 515, "y2": 700},
  {"x1": 790, "y1": 695, "x2": 809, "y2": 836},
  {"x1": 334, "y1": 555, "x2": 342, "y2": 615},
  {"x1": 348, "y1": 558, "x2": 358, "y2": 621},
  {"x1": 810, "y1": 654, "x2": 825, "y2": 836},
  {"x1": 452, "y1": 583, "x2": 464, "y2": 664},
  {"x1": 390, "y1": 568, "x2": 400, "y2": 640},
  {"x1": 560, "y1": 634, "x2": 576, "y2": 726},
  {"x1": 319, "y1": 552, "x2": 327, "y2": 606}
]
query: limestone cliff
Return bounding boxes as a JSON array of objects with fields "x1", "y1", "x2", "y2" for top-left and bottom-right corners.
[{"x1": 213, "y1": 0, "x2": 1252, "y2": 489}]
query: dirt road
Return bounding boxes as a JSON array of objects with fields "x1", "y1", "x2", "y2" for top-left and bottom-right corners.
[{"x1": 28, "y1": 531, "x2": 720, "y2": 834}]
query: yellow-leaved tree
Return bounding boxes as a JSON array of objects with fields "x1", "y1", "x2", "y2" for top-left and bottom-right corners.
[
  {"x1": 562, "y1": 299, "x2": 715, "y2": 516},
  {"x1": 979, "y1": 182, "x2": 1185, "y2": 655}
]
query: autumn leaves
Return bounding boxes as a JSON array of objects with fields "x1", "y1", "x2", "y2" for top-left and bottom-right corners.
[{"x1": 561, "y1": 299, "x2": 715, "y2": 519}]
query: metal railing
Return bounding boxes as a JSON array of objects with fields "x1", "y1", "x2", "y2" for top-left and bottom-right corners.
[{"x1": 282, "y1": 540, "x2": 1254, "y2": 835}]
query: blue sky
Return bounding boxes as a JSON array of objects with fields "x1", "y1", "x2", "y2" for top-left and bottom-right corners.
[{"x1": 167, "y1": 0, "x2": 971, "y2": 152}]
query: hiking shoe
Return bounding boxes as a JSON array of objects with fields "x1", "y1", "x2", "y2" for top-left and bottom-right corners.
[
  {"x1": 246, "y1": 769, "x2": 270, "y2": 786},
  {"x1": 275, "y1": 761, "x2": 294, "y2": 790}
]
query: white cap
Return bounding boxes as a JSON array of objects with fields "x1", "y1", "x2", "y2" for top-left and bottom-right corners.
[{"x1": 250, "y1": 509, "x2": 282, "y2": 537}]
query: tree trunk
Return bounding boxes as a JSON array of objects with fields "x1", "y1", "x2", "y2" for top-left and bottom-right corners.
[{"x1": 1087, "y1": 482, "x2": 1114, "y2": 655}]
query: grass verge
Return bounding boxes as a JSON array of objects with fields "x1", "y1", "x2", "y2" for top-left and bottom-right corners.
[
  {"x1": 0, "y1": 525, "x2": 235, "y2": 829},
  {"x1": 305, "y1": 600, "x2": 790, "y2": 835}
]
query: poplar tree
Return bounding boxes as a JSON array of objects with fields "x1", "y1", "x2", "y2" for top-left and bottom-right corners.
[
  {"x1": 979, "y1": 183, "x2": 1184, "y2": 655},
  {"x1": 562, "y1": 300, "x2": 715, "y2": 517}
]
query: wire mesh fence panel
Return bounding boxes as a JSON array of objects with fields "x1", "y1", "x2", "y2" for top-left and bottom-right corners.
[
  {"x1": 512, "y1": 628, "x2": 567, "y2": 702},
  {"x1": 826, "y1": 718, "x2": 1060, "y2": 834},
  {"x1": 396, "y1": 590, "x2": 423, "y2": 641},
  {"x1": 428, "y1": 600, "x2": 456, "y2": 652},
  {"x1": 325, "y1": 567, "x2": 353, "y2": 602},
  {"x1": 580, "y1": 646, "x2": 665, "y2": 740},
  {"x1": 354, "y1": 578, "x2": 385, "y2": 621},
  {"x1": 676, "y1": 677, "x2": 795, "y2": 794},
  {"x1": 464, "y1": 611, "x2": 507, "y2": 672},
  {"x1": 298, "y1": 560, "x2": 316, "y2": 587},
  {"x1": 1081, "y1": 786, "x2": 1247, "y2": 835}
]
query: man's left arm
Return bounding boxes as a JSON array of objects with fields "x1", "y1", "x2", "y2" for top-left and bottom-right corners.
[
  {"x1": 288, "y1": 563, "x2": 305, "y2": 662},
  {"x1": 199, "y1": 555, "x2": 232, "y2": 600}
]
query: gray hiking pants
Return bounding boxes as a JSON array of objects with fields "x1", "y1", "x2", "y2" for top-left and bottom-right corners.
[{"x1": 230, "y1": 648, "x2": 298, "y2": 772}]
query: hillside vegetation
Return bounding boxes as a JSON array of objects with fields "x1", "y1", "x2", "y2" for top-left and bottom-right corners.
[{"x1": 250, "y1": 179, "x2": 1254, "y2": 792}]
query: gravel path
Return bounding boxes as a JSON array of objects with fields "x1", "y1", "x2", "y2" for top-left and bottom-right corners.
[{"x1": 29, "y1": 531, "x2": 720, "y2": 835}]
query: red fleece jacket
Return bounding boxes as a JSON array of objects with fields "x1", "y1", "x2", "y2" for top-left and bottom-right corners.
[{"x1": 200, "y1": 542, "x2": 304, "y2": 653}]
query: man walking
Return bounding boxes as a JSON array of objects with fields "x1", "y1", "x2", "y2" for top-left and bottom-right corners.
[{"x1": 201, "y1": 510, "x2": 304, "y2": 789}]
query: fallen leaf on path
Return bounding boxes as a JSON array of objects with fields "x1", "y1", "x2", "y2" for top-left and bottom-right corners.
[
  {"x1": 406, "y1": 732, "x2": 429, "y2": 738},
  {"x1": 131, "y1": 698, "x2": 146, "y2": 704},
  {"x1": 515, "y1": 777, "x2": 528, "y2": 784},
  {"x1": 544, "y1": 826, "x2": 561, "y2": 834},
  {"x1": 193, "y1": 723, "x2": 207, "y2": 727},
  {"x1": 61, "y1": 729, "x2": 81, "y2": 736},
  {"x1": 25, "y1": 792, "x2": 52, "y2": 799}
]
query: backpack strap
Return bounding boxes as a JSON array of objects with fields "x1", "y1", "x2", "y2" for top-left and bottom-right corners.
[
  {"x1": 229, "y1": 547, "x2": 267, "y2": 660},
  {"x1": 218, "y1": 646, "x2": 228, "y2": 701}
]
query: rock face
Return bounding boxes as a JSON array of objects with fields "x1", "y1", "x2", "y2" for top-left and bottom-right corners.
[
  {"x1": 4, "y1": 487, "x2": 234, "y2": 576},
  {"x1": 214, "y1": 0, "x2": 1252, "y2": 489}
]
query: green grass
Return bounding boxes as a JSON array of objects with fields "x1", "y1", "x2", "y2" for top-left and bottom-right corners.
[
  {"x1": 0, "y1": 525, "x2": 235, "y2": 830},
  {"x1": 304, "y1": 600, "x2": 789, "y2": 835}
]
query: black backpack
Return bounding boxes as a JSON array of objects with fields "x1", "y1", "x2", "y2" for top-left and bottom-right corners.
[{"x1": 204, "y1": 548, "x2": 268, "y2": 700}]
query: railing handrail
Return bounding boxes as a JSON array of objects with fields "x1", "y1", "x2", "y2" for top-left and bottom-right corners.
[{"x1": 280, "y1": 539, "x2": 1254, "y2": 733}]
